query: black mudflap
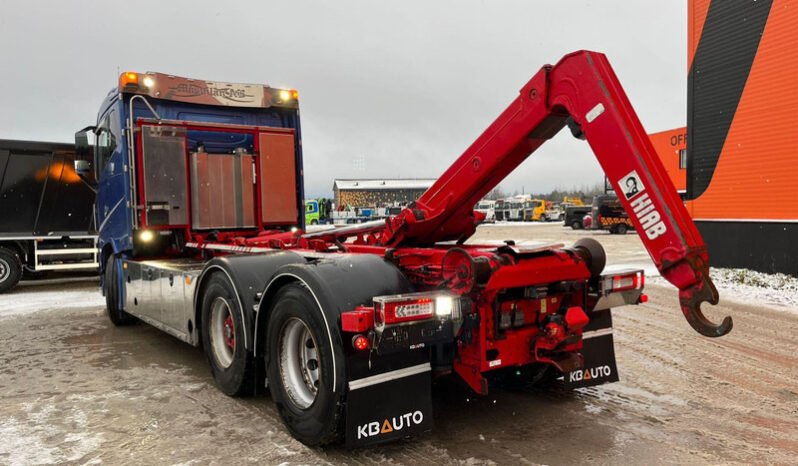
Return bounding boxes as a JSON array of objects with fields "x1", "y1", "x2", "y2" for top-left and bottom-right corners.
[
  {"x1": 564, "y1": 310, "x2": 620, "y2": 389},
  {"x1": 345, "y1": 363, "x2": 433, "y2": 447}
]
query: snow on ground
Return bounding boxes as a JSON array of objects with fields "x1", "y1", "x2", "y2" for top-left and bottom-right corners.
[
  {"x1": 0, "y1": 281, "x2": 104, "y2": 319},
  {"x1": 709, "y1": 267, "x2": 798, "y2": 311},
  {"x1": 649, "y1": 267, "x2": 798, "y2": 314}
]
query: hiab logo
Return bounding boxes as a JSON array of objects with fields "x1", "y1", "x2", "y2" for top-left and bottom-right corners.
[
  {"x1": 618, "y1": 170, "x2": 667, "y2": 240},
  {"x1": 357, "y1": 411, "x2": 424, "y2": 439}
]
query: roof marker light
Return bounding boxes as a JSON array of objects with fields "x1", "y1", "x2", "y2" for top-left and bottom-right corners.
[{"x1": 120, "y1": 71, "x2": 139, "y2": 89}]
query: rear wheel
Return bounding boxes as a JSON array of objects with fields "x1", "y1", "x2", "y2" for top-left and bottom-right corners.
[
  {"x1": 201, "y1": 274, "x2": 255, "y2": 396},
  {"x1": 0, "y1": 247, "x2": 22, "y2": 294},
  {"x1": 616, "y1": 224, "x2": 628, "y2": 235},
  {"x1": 266, "y1": 283, "x2": 343, "y2": 446},
  {"x1": 571, "y1": 220, "x2": 582, "y2": 230},
  {"x1": 105, "y1": 255, "x2": 137, "y2": 326}
]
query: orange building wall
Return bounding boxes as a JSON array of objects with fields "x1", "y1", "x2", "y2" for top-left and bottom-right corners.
[
  {"x1": 649, "y1": 127, "x2": 687, "y2": 194},
  {"x1": 687, "y1": 0, "x2": 798, "y2": 221}
]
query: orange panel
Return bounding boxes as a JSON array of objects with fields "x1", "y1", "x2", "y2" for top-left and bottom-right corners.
[
  {"x1": 690, "y1": 1, "x2": 798, "y2": 220},
  {"x1": 649, "y1": 127, "x2": 687, "y2": 193},
  {"x1": 259, "y1": 132, "x2": 298, "y2": 224}
]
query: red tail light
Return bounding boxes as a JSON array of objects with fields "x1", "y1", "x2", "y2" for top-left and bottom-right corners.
[
  {"x1": 609, "y1": 270, "x2": 644, "y2": 291},
  {"x1": 352, "y1": 334, "x2": 370, "y2": 351},
  {"x1": 376, "y1": 297, "x2": 434, "y2": 324}
]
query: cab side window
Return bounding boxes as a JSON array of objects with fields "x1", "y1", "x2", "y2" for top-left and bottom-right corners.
[{"x1": 96, "y1": 110, "x2": 118, "y2": 175}]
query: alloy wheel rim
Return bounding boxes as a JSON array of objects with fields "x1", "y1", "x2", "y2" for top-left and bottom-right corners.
[{"x1": 278, "y1": 317, "x2": 320, "y2": 409}]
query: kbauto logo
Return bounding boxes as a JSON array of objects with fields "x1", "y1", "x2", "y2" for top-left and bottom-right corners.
[
  {"x1": 357, "y1": 411, "x2": 424, "y2": 439},
  {"x1": 569, "y1": 365, "x2": 612, "y2": 383}
]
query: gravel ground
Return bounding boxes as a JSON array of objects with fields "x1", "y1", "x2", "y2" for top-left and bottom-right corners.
[{"x1": 0, "y1": 223, "x2": 796, "y2": 465}]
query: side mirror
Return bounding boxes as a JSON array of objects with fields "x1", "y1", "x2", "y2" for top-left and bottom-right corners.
[
  {"x1": 74, "y1": 125, "x2": 96, "y2": 157},
  {"x1": 74, "y1": 159, "x2": 92, "y2": 178}
]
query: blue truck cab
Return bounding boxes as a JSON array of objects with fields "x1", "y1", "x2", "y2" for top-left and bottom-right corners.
[{"x1": 75, "y1": 71, "x2": 305, "y2": 274}]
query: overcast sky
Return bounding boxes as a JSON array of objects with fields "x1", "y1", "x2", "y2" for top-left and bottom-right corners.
[{"x1": 0, "y1": 0, "x2": 686, "y2": 198}]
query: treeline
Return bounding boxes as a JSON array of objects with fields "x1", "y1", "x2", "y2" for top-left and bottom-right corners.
[{"x1": 485, "y1": 182, "x2": 606, "y2": 201}]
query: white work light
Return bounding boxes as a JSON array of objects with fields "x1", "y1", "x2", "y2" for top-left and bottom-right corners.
[{"x1": 435, "y1": 296, "x2": 454, "y2": 317}]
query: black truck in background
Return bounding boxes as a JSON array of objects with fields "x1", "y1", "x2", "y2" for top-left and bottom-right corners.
[
  {"x1": 564, "y1": 205, "x2": 592, "y2": 229},
  {"x1": 587, "y1": 194, "x2": 635, "y2": 234},
  {"x1": 0, "y1": 139, "x2": 98, "y2": 293}
]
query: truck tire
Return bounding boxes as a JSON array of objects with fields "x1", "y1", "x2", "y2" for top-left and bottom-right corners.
[
  {"x1": 540, "y1": 214, "x2": 547, "y2": 222},
  {"x1": 105, "y1": 255, "x2": 137, "y2": 326},
  {"x1": 616, "y1": 224, "x2": 628, "y2": 235},
  {"x1": 0, "y1": 247, "x2": 22, "y2": 294},
  {"x1": 311, "y1": 219, "x2": 319, "y2": 225},
  {"x1": 571, "y1": 220, "x2": 582, "y2": 230},
  {"x1": 200, "y1": 273, "x2": 255, "y2": 397},
  {"x1": 266, "y1": 283, "x2": 343, "y2": 446}
]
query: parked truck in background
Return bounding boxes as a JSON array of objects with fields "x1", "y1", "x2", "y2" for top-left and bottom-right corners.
[
  {"x1": 305, "y1": 198, "x2": 332, "y2": 225},
  {"x1": 474, "y1": 199, "x2": 496, "y2": 223},
  {"x1": 76, "y1": 52, "x2": 731, "y2": 447},
  {"x1": 544, "y1": 201, "x2": 562, "y2": 222},
  {"x1": 0, "y1": 139, "x2": 98, "y2": 293},
  {"x1": 588, "y1": 194, "x2": 635, "y2": 234},
  {"x1": 506, "y1": 198, "x2": 524, "y2": 221},
  {"x1": 565, "y1": 205, "x2": 592, "y2": 229},
  {"x1": 305, "y1": 200, "x2": 320, "y2": 225},
  {"x1": 523, "y1": 198, "x2": 547, "y2": 221}
]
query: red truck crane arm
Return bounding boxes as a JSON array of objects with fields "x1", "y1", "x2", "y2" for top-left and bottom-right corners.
[{"x1": 382, "y1": 50, "x2": 731, "y2": 337}]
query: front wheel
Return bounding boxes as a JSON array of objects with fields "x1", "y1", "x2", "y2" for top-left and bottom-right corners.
[
  {"x1": 571, "y1": 220, "x2": 582, "y2": 230},
  {"x1": 0, "y1": 247, "x2": 22, "y2": 294},
  {"x1": 616, "y1": 224, "x2": 628, "y2": 235},
  {"x1": 201, "y1": 274, "x2": 255, "y2": 396},
  {"x1": 105, "y1": 255, "x2": 136, "y2": 326},
  {"x1": 266, "y1": 283, "x2": 343, "y2": 446}
]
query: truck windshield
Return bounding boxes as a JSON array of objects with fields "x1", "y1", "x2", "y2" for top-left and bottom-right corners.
[{"x1": 187, "y1": 130, "x2": 254, "y2": 153}]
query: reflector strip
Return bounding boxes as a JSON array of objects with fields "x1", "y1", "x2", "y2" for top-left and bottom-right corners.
[{"x1": 348, "y1": 363, "x2": 431, "y2": 391}]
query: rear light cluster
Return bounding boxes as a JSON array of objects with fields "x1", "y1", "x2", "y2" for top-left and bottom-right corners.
[
  {"x1": 603, "y1": 270, "x2": 644, "y2": 293},
  {"x1": 391, "y1": 298, "x2": 434, "y2": 322},
  {"x1": 374, "y1": 292, "x2": 458, "y2": 328},
  {"x1": 611, "y1": 273, "x2": 642, "y2": 291},
  {"x1": 341, "y1": 292, "x2": 462, "y2": 351}
]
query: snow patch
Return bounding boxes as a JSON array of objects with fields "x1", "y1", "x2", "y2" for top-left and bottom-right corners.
[
  {"x1": 710, "y1": 267, "x2": 798, "y2": 311},
  {"x1": 649, "y1": 267, "x2": 798, "y2": 314},
  {"x1": 0, "y1": 400, "x2": 103, "y2": 465},
  {"x1": 0, "y1": 287, "x2": 104, "y2": 319}
]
